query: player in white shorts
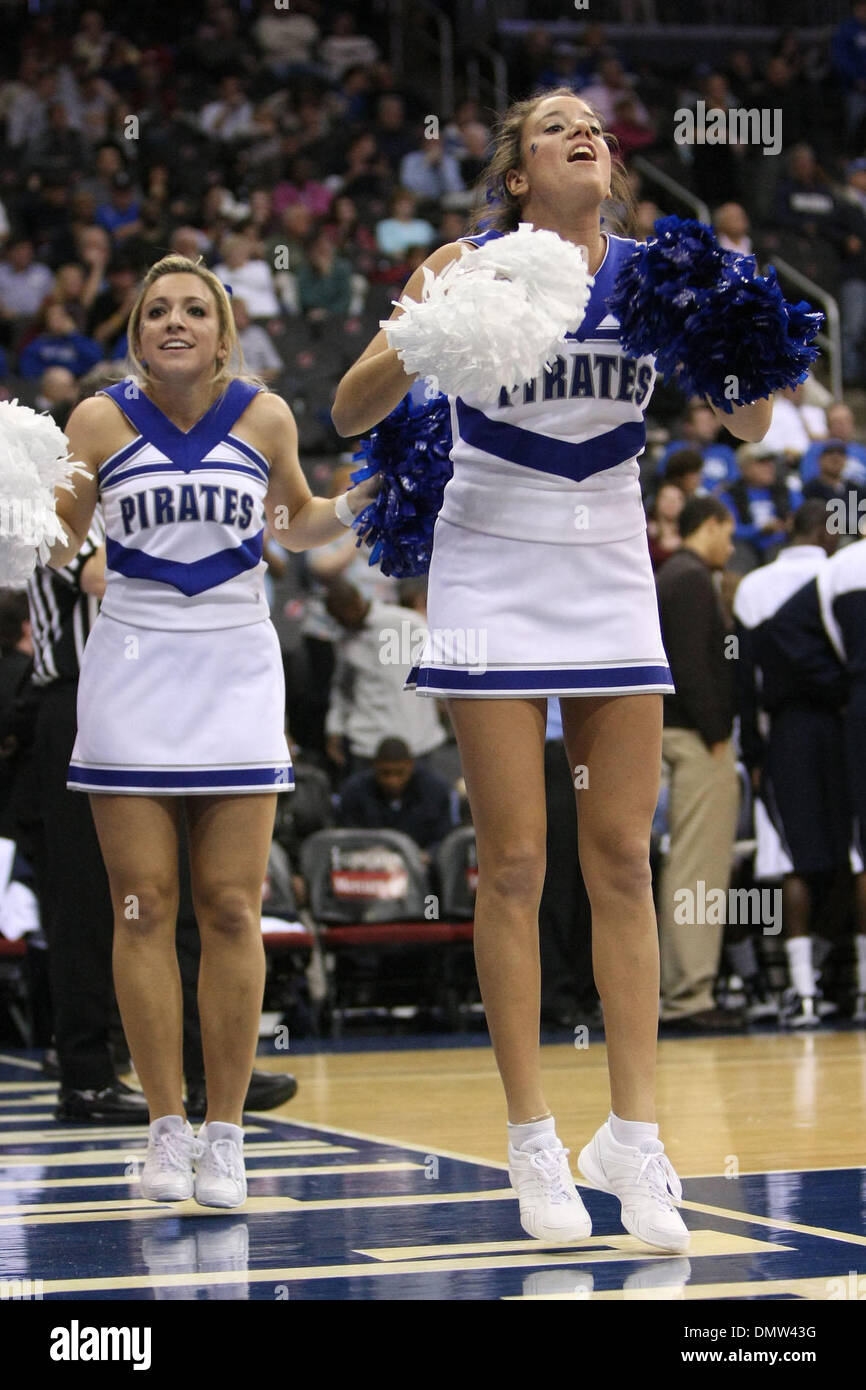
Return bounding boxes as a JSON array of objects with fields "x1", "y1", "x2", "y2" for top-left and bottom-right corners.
[
  {"x1": 49, "y1": 254, "x2": 378, "y2": 1208},
  {"x1": 333, "y1": 87, "x2": 773, "y2": 1252}
]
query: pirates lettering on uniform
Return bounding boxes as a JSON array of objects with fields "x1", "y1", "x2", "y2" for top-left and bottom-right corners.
[
  {"x1": 119, "y1": 484, "x2": 256, "y2": 536},
  {"x1": 497, "y1": 354, "x2": 653, "y2": 408}
]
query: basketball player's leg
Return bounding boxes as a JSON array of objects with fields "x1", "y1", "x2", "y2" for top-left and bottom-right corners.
[
  {"x1": 184, "y1": 792, "x2": 276, "y2": 1126},
  {"x1": 89, "y1": 794, "x2": 184, "y2": 1120},
  {"x1": 560, "y1": 693, "x2": 662, "y2": 1121},
  {"x1": 445, "y1": 697, "x2": 548, "y2": 1122}
]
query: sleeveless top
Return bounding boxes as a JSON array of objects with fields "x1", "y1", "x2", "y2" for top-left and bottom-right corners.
[
  {"x1": 438, "y1": 230, "x2": 657, "y2": 545},
  {"x1": 96, "y1": 379, "x2": 271, "y2": 630}
]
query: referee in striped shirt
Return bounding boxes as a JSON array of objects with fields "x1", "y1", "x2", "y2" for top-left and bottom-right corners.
[{"x1": 25, "y1": 510, "x2": 149, "y2": 1119}]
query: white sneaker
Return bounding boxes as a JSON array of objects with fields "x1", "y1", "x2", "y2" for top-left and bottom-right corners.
[
  {"x1": 507, "y1": 1134, "x2": 592, "y2": 1243},
  {"x1": 194, "y1": 1123, "x2": 247, "y2": 1209},
  {"x1": 140, "y1": 1117, "x2": 202, "y2": 1202},
  {"x1": 578, "y1": 1120, "x2": 689, "y2": 1253}
]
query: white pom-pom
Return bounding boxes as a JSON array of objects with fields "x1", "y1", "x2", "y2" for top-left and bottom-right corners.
[
  {"x1": 0, "y1": 400, "x2": 91, "y2": 588},
  {"x1": 382, "y1": 223, "x2": 594, "y2": 402}
]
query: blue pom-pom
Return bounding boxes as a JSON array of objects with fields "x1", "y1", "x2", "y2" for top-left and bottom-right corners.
[
  {"x1": 608, "y1": 214, "x2": 824, "y2": 412},
  {"x1": 348, "y1": 392, "x2": 453, "y2": 577}
]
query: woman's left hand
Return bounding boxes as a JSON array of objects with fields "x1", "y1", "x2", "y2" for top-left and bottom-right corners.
[{"x1": 347, "y1": 473, "x2": 382, "y2": 516}]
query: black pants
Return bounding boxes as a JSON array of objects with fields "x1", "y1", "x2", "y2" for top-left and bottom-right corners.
[
  {"x1": 27, "y1": 682, "x2": 205, "y2": 1090},
  {"x1": 538, "y1": 738, "x2": 596, "y2": 1017}
]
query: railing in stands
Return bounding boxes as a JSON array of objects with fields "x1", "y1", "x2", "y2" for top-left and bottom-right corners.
[
  {"x1": 632, "y1": 154, "x2": 710, "y2": 223},
  {"x1": 465, "y1": 45, "x2": 509, "y2": 117},
  {"x1": 632, "y1": 156, "x2": 843, "y2": 400},
  {"x1": 388, "y1": 0, "x2": 454, "y2": 118}
]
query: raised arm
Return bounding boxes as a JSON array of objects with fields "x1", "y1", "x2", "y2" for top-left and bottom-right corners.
[
  {"x1": 46, "y1": 394, "x2": 114, "y2": 568},
  {"x1": 331, "y1": 240, "x2": 466, "y2": 438},
  {"x1": 256, "y1": 392, "x2": 377, "y2": 552}
]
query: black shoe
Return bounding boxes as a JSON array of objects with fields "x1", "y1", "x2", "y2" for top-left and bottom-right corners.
[
  {"x1": 55, "y1": 1082, "x2": 149, "y2": 1124},
  {"x1": 185, "y1": 1070, "x2": 298, "y2": 1119},
  {"x1": 661, "y1": 1007, "x2": 745, "y2": 1035}
]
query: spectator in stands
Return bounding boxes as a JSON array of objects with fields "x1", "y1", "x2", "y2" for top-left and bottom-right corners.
[
  {"x1": 687, "y1": 71, "x2": 747, "y2": 208},
  {"x1": 95, "y1": 172, "x2": 143, "y2": 245},
  {"x1": 200, "y1": 74, "x2": 254, "y2": 143},
  {"x1": 296, "y1": 231, "x2": 353, "y2": 322},
  {"x1": 759, "y1": 381, "x2": 827, "y2": 465},
  {"x1": 803, "y1": 441, "x2": 866, "y2": 536},
  {"x1": 0, "y1": 236, "x2": 55, "y2": 328},
  {"x1": 34, "y1": 366, "x2": 77, "y2": 427},
  {"x1": 751, "y1": 54, "x2": 810, "y2": 151},
  {"x1": 230, "y1": 296, "x2": 282, "y2": 382},
  {"x1": 646, "y1": 481, "x2": 684, "y2": 570},
  {"x1": 25, "y1": 101, "x2": 88, "y2": 182},
  {"x1": 77, "y1": 141, "x2": 127, "y2": 207},
  {"x1": 376, "y1": 189, "x2": 436, "y2": 260},
  {"x1": 323, "y1": 195, "x2": 378, "y2": 278},
  {"x1": 832, "y1": 0, "x2": 866, "y2": 139},
  {"x1": 714, "y1": 202, "x2": 752, "y2": 254},
  {"x1": 581, "y1": 56, "x2": 650, "y2": 128},
  {"x1": 719, "y1": 445, "x2": 795, "y2": 569},
  {"x1": 837, "y1": 160, "x2": 866, "y2": 384},
  {"x1": 374, "y1": 93, "x2": 417, "y2": 175},
  {"x1": 213, "y1": 233, "x2": 280, "y2": 319},
  {"x1": 169, "y1": 225, "x2": 209, "y2": 262},
  {"x1": 632, "y1": 199, "x2": 662, "y2": 241},
  {"x1": 663, "y1": 448, "x2": 704, "y2": 498},
  {"x1": 399, "y1": 134, "x2": 464, "y2": 203},
  {"x1": 658, "y1": 401, "x2": 738, "y2": 491},
  {"x1": 273, "y1": 155, "x2": 333, "y2": 220},
  {"x1": 253, "y1": 0, "x2": 320, "y2": 80},
  {"x1": 339, "y1": 132, "x2": 392, "y2": 211},
  {"x1": 72, "y1": 7, "x2": 113, "y2": 74},
  {"x1": 321, "y1": 10, "x2": 379, "y2": 82},
  {"x1": 18, "y1": 303, "x2": 103, "y2": 380},
  {"x1": 609, "y1": 93, "x2": 657, "y2": 163},
  {"x1": 656, "y1": 496, "x2": 742, "y2": 1032},
  {"x1": 536, "y1": 43, "x2": 585, "y2": 96},
  {"x1": 800, "y1": 400, "x2": 866, "y2": 486},
  {"x1": 336, "y1": 736, "x2": 457, "y2": 858},
  {"x1": 86, "y1": 251, "x2": 138, "y2": 356},
  {"x1": 770, "y1": 144, "x2": 848, "y2": 289},
  {"x1": 509, "y1": 27, "x2": 554, "y2": 101},
  {"x1": 324, "y1": 577, "x2": 447, "y2": 778}
]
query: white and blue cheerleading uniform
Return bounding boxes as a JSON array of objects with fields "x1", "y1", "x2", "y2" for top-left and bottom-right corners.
[
  {"x1": 67, "y1": 378, "x2": 294, "y2": 796},
  {"x1": 406, "y1": 230, "x2": 675, "y2": 699}
]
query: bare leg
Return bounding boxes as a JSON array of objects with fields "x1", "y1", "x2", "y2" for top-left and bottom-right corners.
[
  {"x1": 445, "y1": 697, "x2": 548, "y2": 1123},
  {"x1": 561, "y1": 694, "x2": 663, "y2": 1123},
  {"x1": 185, "y1": 793, "x2": 276, "y2": 1127},
  {"x1": 89, "y1": 794, "x2": 183, "y2": 1122},
  {"x1": 782, "y1": 873, "x2": 811, "y2": 937}
]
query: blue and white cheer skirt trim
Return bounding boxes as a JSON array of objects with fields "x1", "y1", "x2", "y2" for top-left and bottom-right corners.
[
  {"x1": 68, "y1": 614, "x2": 294, "y2": 796},
  {"x1": 406, "y1": 517, "x2": 674, "y2": 699}
]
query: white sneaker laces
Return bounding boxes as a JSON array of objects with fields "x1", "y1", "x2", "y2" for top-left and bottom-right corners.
[
  {"x1": 206, "y1": 1138, "x2": 244, "y2": 1180},
  {"x1": 528, "y1": 1144, "x2": 574, "y2": 1204},
  {"x1": 154, "y1": 1130, "x2": 204, "y2": 1172},
  {"x1": 636, "y1": 1149, "x2": 682, "y2": 1208}
]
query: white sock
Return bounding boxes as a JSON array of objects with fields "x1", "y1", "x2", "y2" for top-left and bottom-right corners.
[
  {"x1": 785, "y1": 936, "x2": 815, "y2": 997},
  {"x1": 609, "y1": 1111, "x2": 659, "y2": 1150},
  {"x1": 150, "y1": 1114, "x2": 186, "y2": 1137},
  {"x1": 200, "y1": 1121, "x2": 244, "y2": 1145},
  {"x1": 855, "y1": 935, "x2": 866, "y2": 994},
  {"x1": 508, "y1": 1115, "x2": 555, "y2": 1150}
]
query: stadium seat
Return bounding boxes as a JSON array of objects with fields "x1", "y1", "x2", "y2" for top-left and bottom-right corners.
[
  {"x1": 299, "y1": 828, "x2": 475, "y2": 1032},
  {"x1": 434, "y1": 825, "x2": 478, "y2": 921}
]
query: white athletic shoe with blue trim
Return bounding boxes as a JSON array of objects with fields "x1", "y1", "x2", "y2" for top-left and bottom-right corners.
[{"x1": 578, "y1": 1120, "x2": 689, "y2": 1253}]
